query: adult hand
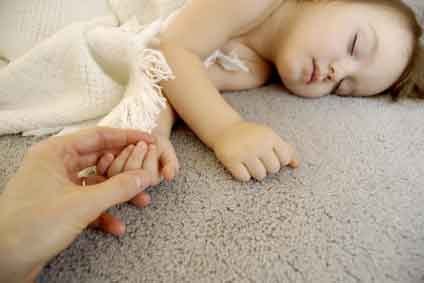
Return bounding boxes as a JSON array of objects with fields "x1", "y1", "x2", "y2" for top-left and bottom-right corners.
[{"x1": 0, "y1": 127, "x2": 155, "y2": 283}]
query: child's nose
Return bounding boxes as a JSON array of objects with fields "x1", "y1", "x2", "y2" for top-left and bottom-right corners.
[
  {"x1": 326, "y1": 65, "x2": 336, "y2": 81},
  {"x1": 326, "y1": 59, "x2": 357, "y2": 82}
]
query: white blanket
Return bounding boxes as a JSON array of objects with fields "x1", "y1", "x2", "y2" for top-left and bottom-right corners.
[{"x1": 0, "y1": 0, "x2": 180, "y2": 136}]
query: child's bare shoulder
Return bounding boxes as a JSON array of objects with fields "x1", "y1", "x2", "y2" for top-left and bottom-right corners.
[{"x1": 160, "y1": 0, "x2": 281, "y2": 57}]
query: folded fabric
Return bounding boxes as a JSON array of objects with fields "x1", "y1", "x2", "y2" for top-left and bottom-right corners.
[{"x1": 0, "y1": 0, "x2": 181, "y2": 136}]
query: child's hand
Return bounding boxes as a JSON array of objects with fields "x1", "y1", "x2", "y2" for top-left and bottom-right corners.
[
  {"x1": 212, "y1": 121, "x2": 299, "y2": 182},
  {"x1": 96, "y1": 135, "x2": 179, "y2": 185}
]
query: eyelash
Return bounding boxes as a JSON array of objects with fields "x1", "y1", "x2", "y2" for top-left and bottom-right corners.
[
  {"x1": 350, "y1": 33, "x2": 359, "y2": 56},
  {"x1": 333, "y1": 33, "x2": 359, "y2": 93}
]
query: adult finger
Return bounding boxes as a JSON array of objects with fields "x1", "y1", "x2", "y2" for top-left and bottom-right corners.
[
  {"x1": 83, "y1": 170, "x2": 152, "y2": 209},
  {"x1": 84, "y1": 170, "x2": 152, "y2": 211},
  {"x1": 60, "y1": 127, "x2": 155, "y2": 156}
]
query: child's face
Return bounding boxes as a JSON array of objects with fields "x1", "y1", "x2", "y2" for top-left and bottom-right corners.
[{"x1": 275, "y1": 2, "x2": 414, "y2": 98}]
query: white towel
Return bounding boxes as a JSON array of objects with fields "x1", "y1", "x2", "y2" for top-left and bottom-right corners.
[{"x1": 0, "y1": 0, "x2": 175, "y2": 136}]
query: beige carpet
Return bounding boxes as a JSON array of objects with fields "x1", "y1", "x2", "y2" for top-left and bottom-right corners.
[{"x1": 1, "y1": 85, "x2": 424, "y2": 283}]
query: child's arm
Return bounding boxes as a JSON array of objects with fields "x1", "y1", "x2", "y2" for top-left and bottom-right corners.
[
  {"x1": 159, "y1": 0, "x2": 298, "y2": 181},
  {"x1": 159, "y1": 43, "x2": 243, "y2": 147},
  {"x1": 150, "y1": 99, "x2": 177, "y2": 138},
  {"x1": 207, "y1": 42, "x2": 273, "y2": 92},
  {"x1": 159, "y1": 0, "x2": 276, "y2": 144}
]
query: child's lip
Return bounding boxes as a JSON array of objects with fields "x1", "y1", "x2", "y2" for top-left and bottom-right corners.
[{"x1": 307, "y1": 58, "x2": 320, "y2": 84}]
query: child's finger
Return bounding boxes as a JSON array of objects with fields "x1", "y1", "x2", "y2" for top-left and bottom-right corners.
[
  {"x1": 130, "y1": 192, "x2": 152, "y2": 208},
  {"x1": 124, "y1": 141, "x2": 148, "y2": 171},
  {"x1": 225, "y1": 161, "x2": 251, "y2": 182},
  {"x1": 244, "y1": 158, "x2": 267, "y2": 181},
  {"x1": 97, "y1": 153, "x2": 115, "y2": 176},
  {"x1": 160, "y1": 147, "x2": 179, "y2": 181},
  {"x1": 89, "y1": 212, "x2": 125, "y2": 237},
  {"x1": 107, "y1": 145, "x2": 135, "y2": 177},
  {"x1": 143, "y1": 145, "x2": 160, "y2": 185},
  {"x1": 260, "y1": 151, "x2": 281, "y2": 174},
  {"x1": 274, "y1": 141, "x2": 299, "y2": 168}
]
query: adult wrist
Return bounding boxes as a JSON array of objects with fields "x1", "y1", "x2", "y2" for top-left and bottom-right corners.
[
  {"x1": 0, "y1": 232, "x2": 27, "y2": 283},
  {"x1": 0, "y1": 199, "x2": 36, "y2": 283},
  {"x1": 0, "y1": 251, "x2": 30, "y2": 283}
]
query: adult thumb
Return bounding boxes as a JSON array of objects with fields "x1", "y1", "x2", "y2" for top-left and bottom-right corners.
[{"x1": 86, "y1": 170, "x2": 152, "y2": 211}]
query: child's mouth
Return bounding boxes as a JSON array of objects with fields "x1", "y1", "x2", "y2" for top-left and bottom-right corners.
[{"x1": 307, "y1": 58, "x2": 319, "y2": 84}]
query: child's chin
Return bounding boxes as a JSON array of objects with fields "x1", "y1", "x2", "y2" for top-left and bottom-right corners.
[{"x1": 286, "y1": 84, "x2": 327, "y2": 99}]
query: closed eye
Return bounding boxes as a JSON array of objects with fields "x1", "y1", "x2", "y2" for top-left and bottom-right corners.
[{"x1": 350, "y1": 33, "x2": 359, "y2": 56}]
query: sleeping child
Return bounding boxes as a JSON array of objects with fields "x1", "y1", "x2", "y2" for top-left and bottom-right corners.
[{"x1": 103, "y1": 0, "x2": 423, "y2": 182}]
